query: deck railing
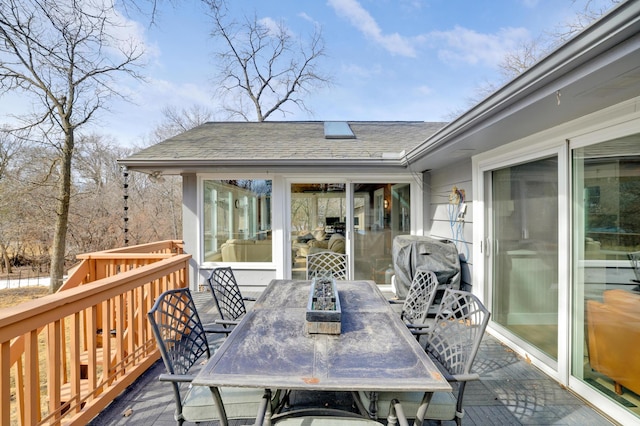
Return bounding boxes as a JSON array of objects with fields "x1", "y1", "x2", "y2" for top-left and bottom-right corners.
[{"x1": 0, "y1": 240, "x2": 190, "y2": 425}]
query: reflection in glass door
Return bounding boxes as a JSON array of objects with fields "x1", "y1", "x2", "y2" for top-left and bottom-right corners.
[
  {"x1": 488, "y1": 157, "x2": 559, "y2": 360},
  {"x1": 289, "y1": 182, "x2": 411, "y2": 283},
  {"x1": 290, "y1": 183, "x2": 347, "y2": 280},
  {"x1": 352, "y1": 183, "x2": 410, "y2": 284}
]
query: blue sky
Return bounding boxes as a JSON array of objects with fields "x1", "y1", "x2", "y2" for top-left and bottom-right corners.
[{"x1": 1, "y1": 0, "x2": 618, "y2": 146}]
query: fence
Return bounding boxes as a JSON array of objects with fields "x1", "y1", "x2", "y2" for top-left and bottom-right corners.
[{"x1": 0, "y1": 270, "x2": 50, "y2": 289}]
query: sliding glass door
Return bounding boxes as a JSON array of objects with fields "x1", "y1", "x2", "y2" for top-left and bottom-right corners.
[
  {"x1": 289, "y1": 181, "x2": 411, "y2": 282},
  {"x1": 290, "y1": 183, "x2": 347, "y2": 280},
  {"x1": 486, "y1": 157, "x2": 559, "y2": 360},
  {"x1": 352, "y1": 183, "x2": 410, "y2": 283}
]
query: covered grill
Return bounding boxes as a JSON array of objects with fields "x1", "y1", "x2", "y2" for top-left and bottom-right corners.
[{"x1": 392, "y1": 235, "x2": 461, "y2": 299}]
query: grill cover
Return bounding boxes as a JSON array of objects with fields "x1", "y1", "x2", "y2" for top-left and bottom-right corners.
[{"x1": 392, "y1": 235, "x2": 461, "y2": 298}]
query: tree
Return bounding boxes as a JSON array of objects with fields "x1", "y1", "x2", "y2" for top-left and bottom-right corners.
[
  {"x1": 69, "y1": 134, "x2": 133, "y2": 254},
  {"x1": 151, "y1": 104, "x2": 217, "y2": 142},
  {"x1": 0, "y1": 130, "x2": 24, "y2": 273},
  {"x1": 0, "y1": 0, "x2": 145, "y2": 292},
  {"x1": 128, "y1": 104, "x2": 217, "y2": 244},
  {"x1": 553, "y1": 0, "x2": 624, "y2": 45},
  {"x1": 206, "y1": 0, "x2": 332, "y2": 121},
  {"x1": 0, "y1": 134, "x2": 54, "y2": 274}
]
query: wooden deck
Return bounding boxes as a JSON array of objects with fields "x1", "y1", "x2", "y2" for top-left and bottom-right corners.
[{"x1": 88, "y1": 291, "x2": 616, "y2": 426}]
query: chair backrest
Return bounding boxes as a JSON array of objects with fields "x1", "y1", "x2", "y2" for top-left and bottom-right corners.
[
  {"x1": 206, "y1": 267, "x2": 247, "y2": 322},
  {"x1": 401, "y1": 269, "x2": 439, "y2": 324},
  {"x1": 628, "y1": 251, "x2": 640, "y2": 282},
  {"x1": 424, "y1": 288, "x2": 490, "y2": 377},
  {"x1": 148, "y1": 287, "x2": 210, "y2": 376},
  {"x1": 307, "y1": 251, "x2": 349, "y2": 280}
]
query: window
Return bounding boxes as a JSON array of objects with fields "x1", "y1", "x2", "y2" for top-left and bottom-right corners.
[
  {"x1": 572, "y1": 135, "x2": 640, "y2": 415},
  {"x1": 203, "y1": 179, "x2": 272, "y2": 263}
]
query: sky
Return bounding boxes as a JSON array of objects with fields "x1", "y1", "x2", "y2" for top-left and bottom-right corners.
[{"x1": 0, "y1": 0, "x2": 619, "y2": 146}]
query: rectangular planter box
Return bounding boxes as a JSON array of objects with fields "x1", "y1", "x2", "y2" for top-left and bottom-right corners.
[{"x1": 305, "y1": 277, "x2": 342, "y2": 335}]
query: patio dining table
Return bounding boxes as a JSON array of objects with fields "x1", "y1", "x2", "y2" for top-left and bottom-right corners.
[{"x1": 192, "y1": 279, "x2": 451, "y2": 420}]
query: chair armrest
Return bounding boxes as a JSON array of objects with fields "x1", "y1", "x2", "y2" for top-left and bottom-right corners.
[
  {"x1": 388, "y1": 299, "x2": 404, "y2": 305},
  {"x1": 158, "y1": 373, "x2": 195, "y2": 383},
  {"x1": 445, "y1": 372, "x2": 480, "y2": 382},
  {"x1": 215, "y1": 319, "x2": 240, "y2": 326},
  {"x1": 406, "y1": 322, "x2": 431, "y2": 330},
  {"x1": 408, "y1": 324, "x2": 434, "y2": 336},
  {"x1": 243, "y1": 296, "x2": 257, "y2": 302},
  {"x1": 203, "y1": 323, "x2": 232, "y2": 334}
]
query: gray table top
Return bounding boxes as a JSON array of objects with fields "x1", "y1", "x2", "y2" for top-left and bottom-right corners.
[{"x1": 193, "y1": 279, "x2": 451, "y2": 393}]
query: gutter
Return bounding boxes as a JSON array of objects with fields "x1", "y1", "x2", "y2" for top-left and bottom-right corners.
[
  {"x1": 403, "y1": 0, "x2": 640, "y2": 166},
  {"x1": 118, "y1": 157, "x2": 409, "y2": 171}
]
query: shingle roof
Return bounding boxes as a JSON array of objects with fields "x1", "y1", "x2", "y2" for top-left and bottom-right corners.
[{"x1": 123, "y1": 121, "x2": 447, "y2": 166}]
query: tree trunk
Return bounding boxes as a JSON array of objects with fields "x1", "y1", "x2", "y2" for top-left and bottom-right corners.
[
  {"x1": 50, "y1": 133, "x2": 73, "y2": 293},
  {"x1": 0, "y1": 243, "x2": 11, "y2": 274}
]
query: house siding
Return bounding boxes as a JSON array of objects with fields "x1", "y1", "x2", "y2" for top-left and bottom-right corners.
[
  {"x1": 182, "y1": 173, "x2": 199, "y2": 290},
  {"x1": 426, "y1": 158, "x2": 473, "y2": 290}
]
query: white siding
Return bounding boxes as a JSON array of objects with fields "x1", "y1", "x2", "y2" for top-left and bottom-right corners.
[{"x1": 425, "y1": 158, "x2": 474, "y2": 289}]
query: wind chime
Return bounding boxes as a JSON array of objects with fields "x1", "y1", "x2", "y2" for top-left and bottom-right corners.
[{"x1": 123, "y1": 166, "x2": 129, "y2": 246}]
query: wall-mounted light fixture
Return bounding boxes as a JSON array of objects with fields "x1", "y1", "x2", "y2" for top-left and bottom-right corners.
[{"x1": 384, "y1": 199, "x2": 389, "y2": 209}]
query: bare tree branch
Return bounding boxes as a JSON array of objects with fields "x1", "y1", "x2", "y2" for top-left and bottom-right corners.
[
  {"x1": 206, "y1": 0, "x2": 332, "y2": 121},
  {"x1": 150, "y1": 104, "x2": 216, "y2": 142}
]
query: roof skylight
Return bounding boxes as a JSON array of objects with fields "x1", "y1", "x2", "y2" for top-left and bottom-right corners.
[{"x1": 324, "y1": 121, "x2": 355, "y2": 139}]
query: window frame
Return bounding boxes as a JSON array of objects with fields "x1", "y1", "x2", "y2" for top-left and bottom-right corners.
[{"x1": 198, "y1": 174, "x2": 276, "y2": 268}]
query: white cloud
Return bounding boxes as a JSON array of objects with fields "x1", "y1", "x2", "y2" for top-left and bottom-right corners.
[
  {"x1": 88, "y1": 76, "x2": 217, "y2": 144},
  {"x1": 327, "y1": 0, "x2": 417, "y2": 57},
  {"x1": 298, "y1": 12, "x2": 320, "y2": 26},
  {"x1": 340, "y1": 63, "x2": 383, "y2": 78},
  {"x1": 427, "y1": 26, "x2": 531, "y2": 69},
  {"x1": 258, "y1": 17, "x2": 284, "y2": 37},
  {"x1": 91, "y1": 0, "x2": 159, "y2": 64}
]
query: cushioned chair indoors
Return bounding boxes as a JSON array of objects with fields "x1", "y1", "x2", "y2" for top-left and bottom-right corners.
[
  {"x1": 206, "y1": 267, "x2": 256, "y2": 334},
  {"x1": 359, "y1": 288, "x2": 491, "y2": 426},
  {"x1": 306, "y1": 251, "x2": 349, "y2": 280},
  {"x1": 148, "y1": 287, "x2": 276, "y2": 426}
]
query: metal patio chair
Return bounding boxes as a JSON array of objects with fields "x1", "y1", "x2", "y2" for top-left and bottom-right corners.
[
  {"x1": 206, "y1": 267, "x2": 256, "y2": 334},
  {"x1": 306, "y1": 251, "x2": 349, "y2": 280},
  {"x1": 390, "y1": 269, "x2": 439, "y2": 328},
  {"x1": 359, "y1": 288, "x2": 491, "y2": 426},
  {"x1": 255, "y1": 389, "x2": 393, "y2": 426},
  {"x1": 148, "y1": 287, "x2": 276, "y2": 426}
]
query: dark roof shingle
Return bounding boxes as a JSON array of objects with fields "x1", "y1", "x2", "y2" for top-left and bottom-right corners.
[{"x1": 124, "y1": 121, "x2": 447, "y2": 164}]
